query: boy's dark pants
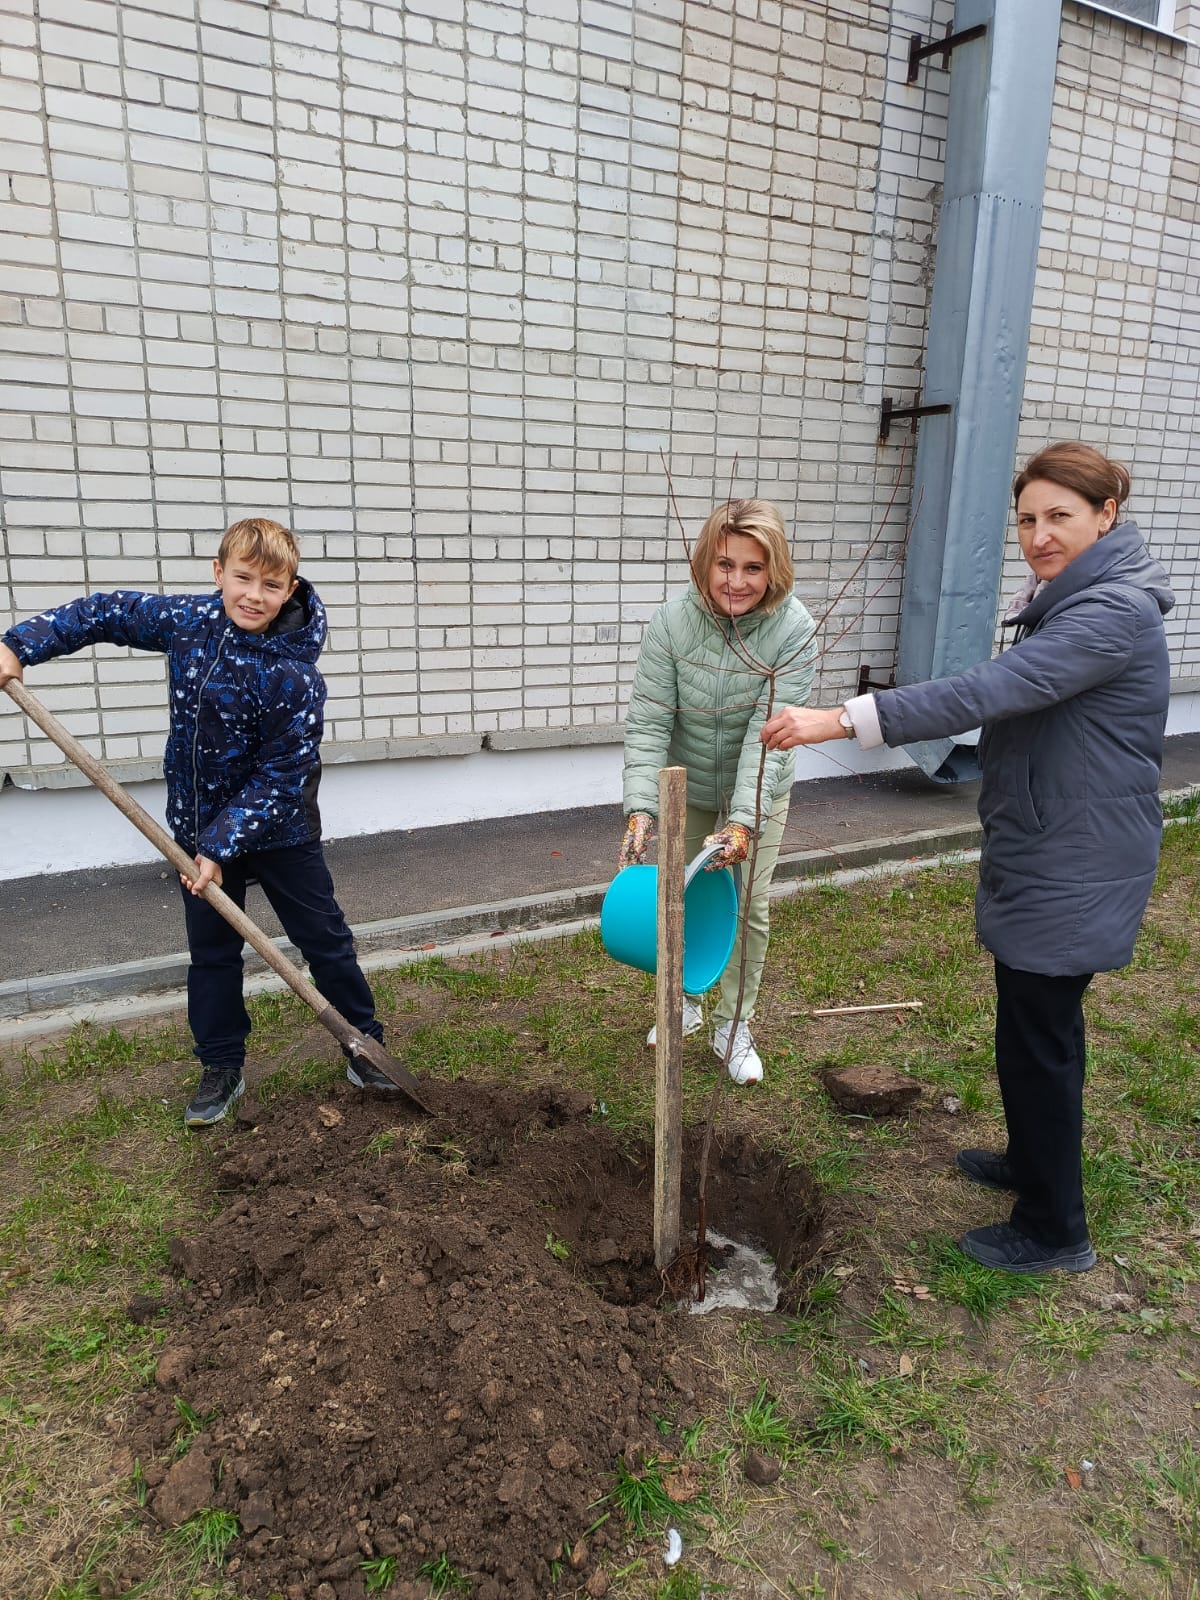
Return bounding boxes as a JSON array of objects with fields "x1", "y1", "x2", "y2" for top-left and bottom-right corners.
[
  {"x1": 178, "y1": 839, "x2": 382, "y2": 1071},
  {"x1": 993, "y1": 960, "x2": 1094, "y2": 1248}
]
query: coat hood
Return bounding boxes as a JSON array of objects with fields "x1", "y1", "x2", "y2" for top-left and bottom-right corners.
[
  {"x1": 1013, "y1": 520, "x2": 1175, "y2": 628},
  {"x1": 217, "y1": 575, "x2": 327, "y2": 663}
]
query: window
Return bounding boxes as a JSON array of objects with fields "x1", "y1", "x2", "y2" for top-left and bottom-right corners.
[{"x1": 1076, "y1": 0, "x2": 1178, "y2": 31}]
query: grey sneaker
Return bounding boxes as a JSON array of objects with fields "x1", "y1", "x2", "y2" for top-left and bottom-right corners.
[
  {"x1": 346, "y1": 1055, "x2": 404, "y2": 1092},
  {"x1": 959, "y1": 1222, "x2": 1096, "y2": 1275},
  {"x1": 184, "y1": 1065, "x2": 245, "y2": 1128}
]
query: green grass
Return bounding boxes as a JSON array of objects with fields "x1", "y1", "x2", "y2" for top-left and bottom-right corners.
[
  {"x1": 415, "y1": 1551, "x2": 470, "y2": 1595},
  {"x1": 171, "y1": 1395, "x2": 218, "y2": 1457},
  {"x1": 918, "y1": 1234, "x2": 1036, "y2": 1320},
  {"x1": 801, "y1": 1353, "x2": 992, "y2": 1463},
  {"x1": 255, "y1": 1055, "x2": 342, "y2": 1102},
  {"x1": 1015, "y1": 1300, "x2": 1107, "y2": 1370},
  {"x1": 603, "y1": 1458, "x2": 689, "y2": 1539},
  {"x1": 730, "y1": 1381, "x2": 797, "y2": 1458},
  {"x1": 164, "y1": 1507, "x2": 239, "y2": 1575},
  {"x1": 4, "y1": 822, "x2": 1200, "y2": 1600},
  {"x1": 1161, "y1": 789, "x2": 1200, "y2": 821},
  {"x1": 361, "y1": 1553, "x2": 399, "y2": 1593},
  {"x1": 409, "y1": 1020, "x2": 523, "y2": 1080},
  {"x1": 1136, "y1": 1440, "x2": 1200, "y2": 1555}
]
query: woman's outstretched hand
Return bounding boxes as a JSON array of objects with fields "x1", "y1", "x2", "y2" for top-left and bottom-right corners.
[
  {"x1": 761, "y1": 706, "x2": 847, "y2": 750},
  {"x1": 617, "y1": 812, "x2": 655, "y2": 868},
  {"x1": 703, "y1": 822, "x2": 752, "y2": 870}
]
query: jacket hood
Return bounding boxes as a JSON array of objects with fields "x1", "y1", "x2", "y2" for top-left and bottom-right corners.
[
  {"x1": 215, "y1": 576, "x2": 327, "y2": 663},
  {"x1": 1015, "y1": 520, "x2": 1175, "y2": 626}
]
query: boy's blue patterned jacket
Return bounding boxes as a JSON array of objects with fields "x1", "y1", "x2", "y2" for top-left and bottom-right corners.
[{"x1": 4, "y1": 581, "x2": 328, "y2": 861}]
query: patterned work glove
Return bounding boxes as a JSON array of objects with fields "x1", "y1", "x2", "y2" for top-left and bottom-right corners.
[
  {"x1": 704, "y1": 822, "x2": 752, "y2": 870},
  {"x1": 618, "y1": 812, "x2": 655, "y2": 868}
]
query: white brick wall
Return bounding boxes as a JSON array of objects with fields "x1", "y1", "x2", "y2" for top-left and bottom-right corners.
[
  {"x1": 1011, "y1": 2, "x2": 1200, "y2": 680},
  {"x1": 1, "y1": 0, "x2": 1198, "y2": 795}
]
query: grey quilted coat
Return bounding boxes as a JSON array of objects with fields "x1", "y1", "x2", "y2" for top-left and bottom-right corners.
[
  {"x1": 622, "y1": 587, "x2": 818, "y2": 829},
  {"x1": 872, "y1": 522, "x2": 1173, "y2": 975}
]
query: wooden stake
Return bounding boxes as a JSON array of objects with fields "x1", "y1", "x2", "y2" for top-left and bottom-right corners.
[{"x1": 653, "y1": 765, "x2": 687, "y2": 1270}]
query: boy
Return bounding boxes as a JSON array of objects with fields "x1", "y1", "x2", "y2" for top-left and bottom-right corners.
[{"x1": 0, "y1": 518, "x2": 402, "y2": 1127}]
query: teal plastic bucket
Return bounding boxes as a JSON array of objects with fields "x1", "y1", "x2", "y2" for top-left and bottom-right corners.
[{"x1": 600, "y1": 847, "x2": 739, "y2": 996}]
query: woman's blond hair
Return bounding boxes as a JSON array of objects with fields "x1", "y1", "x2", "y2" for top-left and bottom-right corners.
[
  {"x1": 218, "y1": 517, "x2": 300, "y2": 580},
  {"x1": 692, "y1": 498, "x2": 794, "y2": 614}
]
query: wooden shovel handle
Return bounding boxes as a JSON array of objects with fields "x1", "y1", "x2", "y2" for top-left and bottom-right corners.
[
  {"x1": 5, "y1": 674, "x2": 435, "y2": 1112},
  {"x1": 4, "y1": 676, "x2": 337, "y2": 1024}
]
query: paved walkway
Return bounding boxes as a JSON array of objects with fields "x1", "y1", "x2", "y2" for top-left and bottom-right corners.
[{"x1": 4, "y1": 732, "x2": 1199, "y2": 1032}]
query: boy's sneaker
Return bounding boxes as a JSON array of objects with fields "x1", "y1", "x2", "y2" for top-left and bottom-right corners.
[
  {"x1": 646, "y1": 996, "x2": 705, "y2": 1047},
  {"x1": 959, "y1": 1222, "x2": 1096, "y2": 1275},
  {"x1": 184, "y1": 1065, "x2": 245, "y2": 1128},
  {"x1": 346, "y1": 1056, "x2": 404, "y2": 1092},
  {"x1": 712, "y1": 1021, "x2": 763, "y2": 1085},
  {"x1": 955, "y1": 1148, "x2": 1017, "y2": 1192}
]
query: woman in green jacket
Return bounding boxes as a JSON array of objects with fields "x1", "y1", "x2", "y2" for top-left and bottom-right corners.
[{"x1": 618, "y1": 499, "x2": 818, "y2": 1083}]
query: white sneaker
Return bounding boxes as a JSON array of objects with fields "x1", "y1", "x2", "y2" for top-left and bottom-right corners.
[
  {"x1": 647, "y1": 995, "x2": 705, "y2": 1047},
  {"x1": 713, "y1": 1020, "x2": 763, "y2": 1085}
]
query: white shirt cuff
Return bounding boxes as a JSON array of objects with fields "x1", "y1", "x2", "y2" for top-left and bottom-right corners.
[{"x1": 843, "y1": 693, "x2": 884, "y2": 749}]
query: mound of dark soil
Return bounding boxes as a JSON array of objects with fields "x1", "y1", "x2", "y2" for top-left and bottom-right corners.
[{"x1": 123, "y1": 1078, "x2": 820, "y2": 1598}]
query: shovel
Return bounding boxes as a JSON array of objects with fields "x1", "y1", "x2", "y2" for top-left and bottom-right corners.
[{"x1": 4, "y1": 677, "x2": 432, "y2": 1115}]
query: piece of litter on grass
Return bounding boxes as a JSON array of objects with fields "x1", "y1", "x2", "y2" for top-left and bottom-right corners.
[
  {"x1": 1081, "y1": 1459, "x2": 1094, "y2": 1472},
  {"x1": 663, "y1": 1527, "x2": 683, "y2": 1567},
  {"x1": 687, "y1": 1230, "x2": 778, "y2": 1315},
  {"x1": 1064, "y1": 1467, "x2": 1083, "y2": 1490},
  {"x1": 942, "y1": 1094, "x2": 962, "y2": 1114}
]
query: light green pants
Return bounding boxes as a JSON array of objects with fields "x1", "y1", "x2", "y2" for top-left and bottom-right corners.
[{"x1": 685, "y1": 791, "x2": 789, "y2": 1027}]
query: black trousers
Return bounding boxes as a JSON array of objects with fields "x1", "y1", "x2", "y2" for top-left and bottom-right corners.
[
  {"x1": 993, "y1": 959, "x2": 1094, "y2": 1248},
  {"x1": 178, "y1": 839, "x2": 382, "y2": 1070}
]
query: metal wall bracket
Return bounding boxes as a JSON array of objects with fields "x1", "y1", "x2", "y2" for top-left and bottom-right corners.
[
  {"x1": 857, "y1": 666, "x2": 896, "y2": 697},
  {"x1": 879, "y1": 395, "x2": 952, "y2": 442},
  {"x1": 906, "y1": 22, "x2": 987, "y2": 84}
]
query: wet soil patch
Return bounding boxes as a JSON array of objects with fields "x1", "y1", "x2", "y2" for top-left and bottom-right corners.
[{"x1": 124, "y1": 1078, "x2": 821, "y2": 1599}]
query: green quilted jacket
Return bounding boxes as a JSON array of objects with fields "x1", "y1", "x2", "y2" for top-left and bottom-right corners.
[{"x1": 622, "y1": 587, "x2": 818, "y2": 829}]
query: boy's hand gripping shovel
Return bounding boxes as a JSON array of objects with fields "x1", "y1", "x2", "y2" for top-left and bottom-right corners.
[{"x1": 4, "y1": 678, "x2": 432, "y2": 1115}]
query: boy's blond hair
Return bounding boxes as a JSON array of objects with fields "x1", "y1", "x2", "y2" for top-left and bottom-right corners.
[
  {"x1": 218, "y1": 518, "x2": 300, "y2": 581},
  {"x1": 692, "y1": 498, "x2": 794, "y2": 614}
]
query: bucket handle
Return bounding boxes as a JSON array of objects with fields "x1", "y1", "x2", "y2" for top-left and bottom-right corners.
[{"x1": 684, "y1": 841, "x2": 730, "y2": 887}]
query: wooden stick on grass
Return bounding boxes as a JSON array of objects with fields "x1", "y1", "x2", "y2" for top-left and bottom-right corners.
[{"x1": 811, "y1": 1000, "x2": 924, "y2": 1017}]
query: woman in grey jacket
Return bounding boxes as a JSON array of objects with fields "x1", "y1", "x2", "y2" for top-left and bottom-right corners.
[
  {"x1": 762, "y1": 443, "x2": 1173, "y2": 1274},
  {"x1": 619, "y1": 499, "x2": 817, "y2": 1084}
]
